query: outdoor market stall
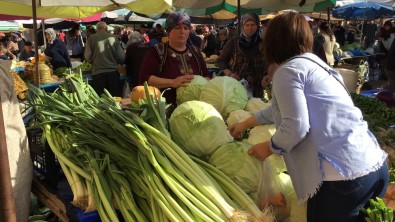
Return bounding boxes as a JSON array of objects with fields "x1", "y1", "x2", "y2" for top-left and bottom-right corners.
[{"x1": 2, "y1": 1, "x2": 395, "y2": 221}]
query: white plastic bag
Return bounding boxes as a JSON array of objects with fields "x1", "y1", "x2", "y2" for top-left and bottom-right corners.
[
  {"x1": 383, "y1": 34, "x2": 395, "y2": 51},
  {"x1": 257, "y1": 160, "x2": 290, "y2": 221},
  {"x1": 122, "y1": 81, "x2": 131, "y2": 98}
]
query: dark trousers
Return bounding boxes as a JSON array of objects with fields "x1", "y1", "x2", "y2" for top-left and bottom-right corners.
[
  {"x1": 92, "y1": 70, "x2": 121, "y2": 97},
  {"x1": 307, "y1": 163, "x2": 389, "y2": 222}
]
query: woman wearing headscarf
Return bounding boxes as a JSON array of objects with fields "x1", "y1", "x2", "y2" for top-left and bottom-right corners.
[
  {"x1": 216, "y1": 28, "x2": 229, "y2": 55},
  {"x1": 217, "y1": 13, "x2": 267, "y2": 98},
  {"x1": 139, "y1": 12, "x2": 210, "y2": 106},
  {"x1": 44, "y1": 28, "x2": 71, "y2": 70}
]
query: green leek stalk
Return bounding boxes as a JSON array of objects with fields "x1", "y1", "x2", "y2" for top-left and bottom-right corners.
[
  {"x1": 85, "y1": 150, "x2": 119, "y2": 222},
  {"x1": 191, "y1": 155, "x2": 275, "y2": 221},
  {"x1": 139, "y1": 156, "x2": 184, "y2": 222},
  {"x1": 85, "y1": 180, "x2": 96, "y2": 212},
  {"x1": 43, "y1": 124, "x2": 91, "y2": 181}
]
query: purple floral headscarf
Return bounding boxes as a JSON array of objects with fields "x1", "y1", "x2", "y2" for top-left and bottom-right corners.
[{"x1": 165, "y1": 12, "x2": 191, "y2": 33}]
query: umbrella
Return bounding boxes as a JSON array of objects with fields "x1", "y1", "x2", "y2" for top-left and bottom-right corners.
[
  {"x1": 0, "y1": 0, "x2": 171, "y2": 18},
  {"x1": 332, "y1": 2, "x2": 395, "y2": 20},
  {"x1": 114, "y1": 12, "x2": 155, "y2": 24},
  {"x1": 336, "y1": 0, "x2": 395, "y2": 7},
  {"x1": 171, "y1": 0, "x2": 336, "y2": 20}
]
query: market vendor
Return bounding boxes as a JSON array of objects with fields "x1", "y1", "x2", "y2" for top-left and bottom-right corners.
[
  {"x1": 0, "y1": 60, "x2": 33, "y2": 222},
  {"x1": 138, "y1": 12, "x2": 210, "y2": 106},
  {"x1": 44, "y1": 28, "x2": 71, "y2": 70},
  {"x1": 229, "y1": 13, "x2": 388, "y2": 222}
]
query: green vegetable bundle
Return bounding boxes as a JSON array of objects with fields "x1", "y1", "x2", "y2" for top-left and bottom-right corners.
[
  {"x1": 352, "y1": 93, "x2": 395, "y2": 133},
  {"x1": 360, "y1": 197, "x2": 393, "y2": 222}
]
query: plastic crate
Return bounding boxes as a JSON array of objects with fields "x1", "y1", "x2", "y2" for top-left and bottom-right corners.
[{"x1": 27, "y1": 128, "x2": 60, "y2": 188}]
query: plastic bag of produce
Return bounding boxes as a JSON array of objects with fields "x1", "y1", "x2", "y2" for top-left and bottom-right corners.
[{"x1": 257, "y1": 160, "x2": 290, "y2": 221}]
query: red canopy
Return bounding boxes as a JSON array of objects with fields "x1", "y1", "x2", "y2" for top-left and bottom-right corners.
[{"x1": 0, "y1": 14, "x2": 44, "y2": 21}]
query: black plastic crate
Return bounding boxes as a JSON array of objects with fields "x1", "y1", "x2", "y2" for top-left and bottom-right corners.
[{"x1": 27, "y1": 128, "x2": 60, "y2": 189}]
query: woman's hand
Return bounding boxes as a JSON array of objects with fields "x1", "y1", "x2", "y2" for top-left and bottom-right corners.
[
  {"x1": 228, "y1": 122, "x2": 247, "y2": 140},
  {"x1": 229, "y1": 116, "x2": 258, "y2": 139},
  {"x1": 247, "y1": 141, "x2": 273, "y2": 161},
  {"x1": 172, "y1": 75, "x2": 194, "y2": 88},
  {"x1": 229, "y1": 72, "x2": 240, "y2": 80}
]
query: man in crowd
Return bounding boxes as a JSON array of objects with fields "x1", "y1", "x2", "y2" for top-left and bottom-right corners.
[
  {"x1": 84, "y1": 21, "x2": 125, "y2": 97},
  {"x1": 18, "y1": 41, "x2": 35, "y2": 61}
]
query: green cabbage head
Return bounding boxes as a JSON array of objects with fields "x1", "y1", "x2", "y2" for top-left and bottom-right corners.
[
  {"x1": 169, "y1": 100, "x2": 233, "y2": 158},
  {"x1": 176, "y1": 75, "x2": 208, "y2": 105},
  {"x1": 209, "y1": 141, "x2": 263, "y2": 194},
  {"x1": 200, "y1": 76, "x2": 248, "y2": 118}
]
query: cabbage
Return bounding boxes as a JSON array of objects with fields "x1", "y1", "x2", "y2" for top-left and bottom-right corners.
[
  {"x1": 176, "y1": 75, "x2": 208, "y2": 105},
  {"x1": 209, "y1": 141, "x2": 263, "y2": 194},
  {"x1": 245, "y1": 98, "x2": 271, "y2": 115},
  {"x1": 169, "y1": 100, "x2": 233, "y2": 158},
  {"x1": 226, "y1": 109, "x2": 251, "y2": 126},
  {"x1": 279, "y1": 173, "x2": 307, "y2": 222},
  {"x1": 247, "y1": 125, "x2": 286, "y2": 174},
  {"x1": 333, "y1": 42, "x2": 340, "y2": 51},
  {"x1": 200, "y1": 76, "x2": 248, "y2": 118},
  {"x1": 247, "y1": 125, "x2": 276, "y2": 145}
]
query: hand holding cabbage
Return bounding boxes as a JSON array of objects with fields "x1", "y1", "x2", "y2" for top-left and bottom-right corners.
[
  {"x1": 247, "y1": 141, "x2": 273, "y2": 161},
  {"x1": 228, "y1": 115, "x2": 259, "y2": 139},
  {"x1": 172, "y1": 74, "x2": 194, "y2": 88}
]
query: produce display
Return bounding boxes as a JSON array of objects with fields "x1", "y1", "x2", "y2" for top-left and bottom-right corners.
[
  {"x1": 26, "y1": 75, "x2": 275, "y2": 222},
  {"x1": 10, "y1": 69, "x2": 28, "y2": 100},
  {"x1": 351, "y1": 93, "x2": 395, "y2": 135},
  {"x1": 25, "y1": 68, "x2": 395, "y2": 221}
]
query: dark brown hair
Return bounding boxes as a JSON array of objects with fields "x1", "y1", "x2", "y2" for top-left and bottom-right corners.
[{"x1": 263, "y1": 12, "x2": 313, "y2": 65}]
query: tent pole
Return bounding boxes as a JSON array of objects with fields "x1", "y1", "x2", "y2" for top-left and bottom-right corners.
[
  {"x1": 327, "y1": 7, "x2": 330, "y2": 23},
  {"x1": 32, "y1": 0, "x2": 40, "y2": 87},
  {"x1": 237, "y1": 0, "x2": 241, "y2": 35},
  {"x1": 42, "y1": 20, "x2": 46, "y2": 49},
  {"x1": 0, "y1": 92, "x2": 17, "y2": 222}
]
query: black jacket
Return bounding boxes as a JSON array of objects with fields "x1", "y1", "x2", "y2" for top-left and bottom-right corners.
[{"x1": 44, "y1": 38, "x2": 71, "y2": 70}]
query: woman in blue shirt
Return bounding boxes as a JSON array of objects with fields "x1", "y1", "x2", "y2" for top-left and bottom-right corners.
[{"x1": 229, "y1": 12, "x2": 388, "y2": 222}]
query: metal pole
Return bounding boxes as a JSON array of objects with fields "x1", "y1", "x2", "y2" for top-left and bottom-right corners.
[
  {"x1": 32, "y1": 0, "x2": 40, "y2": 86},
  {"x1": 237, "y1": 0, "x2": 241, "y2": 35},
  {"x1": 0, "y1": 92, "x2": 17, "y2": 222}
]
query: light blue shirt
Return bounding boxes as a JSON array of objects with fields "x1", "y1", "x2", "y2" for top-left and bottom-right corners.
[{"x1": 254, "y1": 53, "x2": 387, "y2": 202}]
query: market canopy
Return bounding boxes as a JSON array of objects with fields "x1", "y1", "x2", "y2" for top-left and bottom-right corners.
[
  {"x1": 170, "y1": 0, "x2": 336, "y2": 19},
  {"x1": 336, "y1": 0, "x2": 395, "y2": 7},
  {"x1": 0, "y1": 0, "x2": 172, "y2": 18},
  {"x1": 0, "y1": 21, "x2": 19, "y2": 32},
  {"x1": 332, "y1": 2, "x2": 395, "y2": 20}
]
